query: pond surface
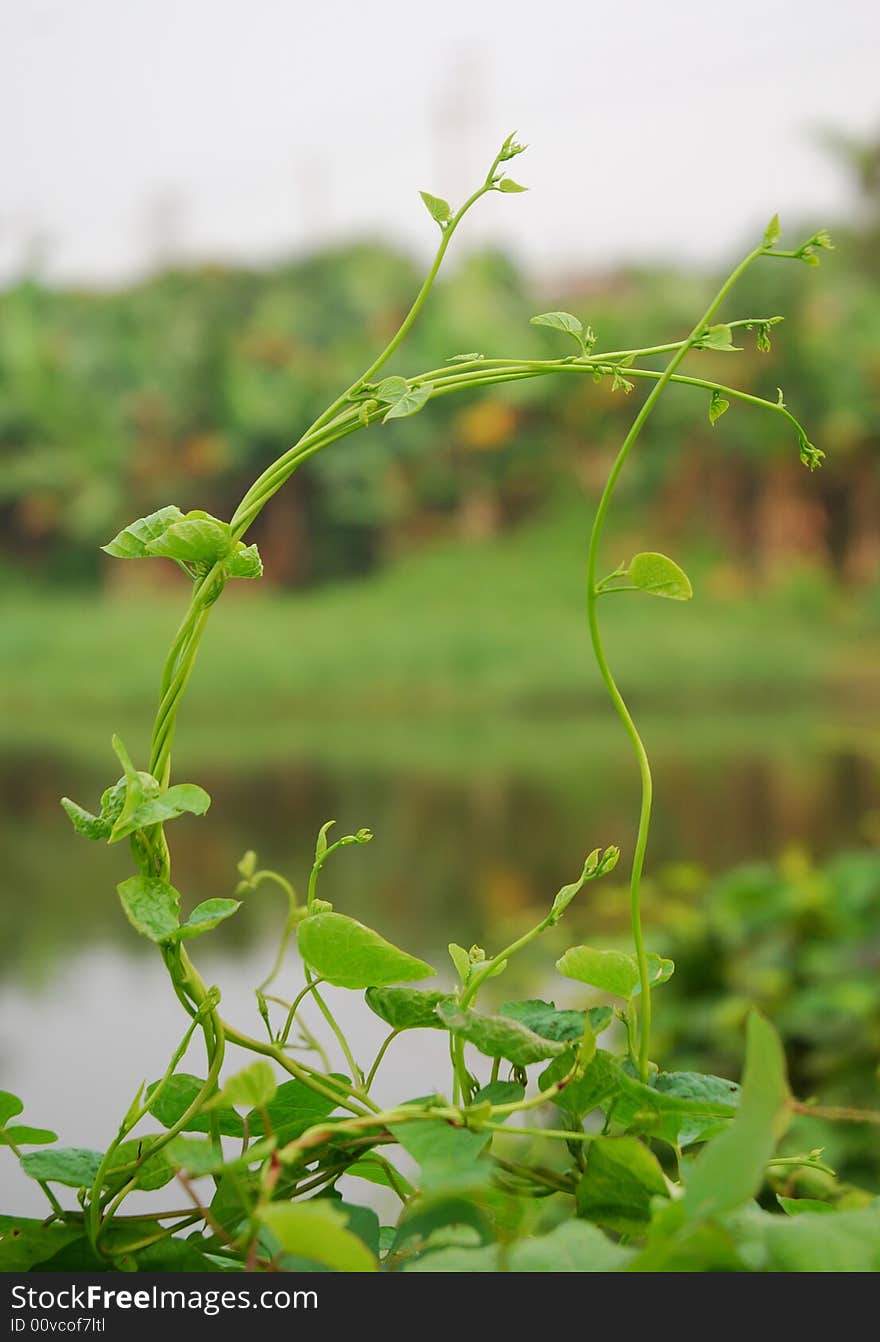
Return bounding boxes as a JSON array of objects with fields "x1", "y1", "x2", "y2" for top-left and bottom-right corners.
[{"x1": 2, "y1": 708, "x2": 878, "y2": 1216}]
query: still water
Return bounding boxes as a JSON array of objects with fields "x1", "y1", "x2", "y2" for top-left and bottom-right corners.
[{"x1": 2, "y1": 711, "x2": 878, "y2": 1216}]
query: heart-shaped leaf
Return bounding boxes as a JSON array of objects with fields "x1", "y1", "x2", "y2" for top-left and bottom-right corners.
[
  {"x1": 171, "y1": 898, "x2": 241, "y2": 942},
  {"x1": 297, "y1": 912, "x2": 434, "y2": 989},
  {"x1": 556, "y1": 946, "x2": 640, "y2": 997},
  {"x1": 627, "y1": 552, "x2": 693, "y2": 600},
  {"x1": 146, "y1": 1074, "x2": 243, "y2": 1137},
  {"x1": 436, "y1": 1002, "x2": 567, "y2": 1066},
  {"x1": 365, "y1": 986, "x2": 451, "y2": 1031},
  {"x1": 382, "y1": 383, "x2": 433, "y2": 422},
  {"x1": 259, "y1": 1201, "x2": 377, "y2": 1273},
  {"x1": 206, "y1": 1062, "x2": 277, "y2": 1112},
  {"x1": 248, "y1": 1075, "x2": 348, "y2": 1146},
  {"x1": 499, "y1": 999, "x2": 613, "y2": 1042},
  {"x1": 530, "y1": 311, "x2": 583, "y2": 340},
  {"x1": 225, "y1": 542, "x2": 263, "y2": 579},
  {"x1": 419, "y1": 191, "x2": 452, "y2": 225},
  {"x1": 101, "y1": 506, "x2": 185, "y2": 559},
  {"x1": 0, "y1": 1125, "x2": 57, "y2": 1147},
  {"x1": 146, "y1": 513, "x2": 233, "y2": 564},
  {"x1": 0, "y1": 1092, "x2": 24, "y2": 1126},
  {"x1": 116, "y1": 876, "x2": 180, "y2": 944},
  {"x1": 21, "y1": 1148, "x2": 104, "y2": 1188}
]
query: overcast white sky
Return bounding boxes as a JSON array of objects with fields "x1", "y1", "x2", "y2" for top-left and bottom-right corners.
[{"x1": 2, "y1": 0, "x2": 878, "y2": 284}]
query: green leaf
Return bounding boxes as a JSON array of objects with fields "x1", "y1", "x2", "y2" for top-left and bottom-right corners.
[
  {"x1": 365, "y1": 986, "x2": 450, "y2": 1031},
  {"x1": 101, "y1": 505, "x2": 185, "y2": 559},
  {"x1": 105, "y1": 1137, "x2": 176, "y2": 1192},
  {"x1": 21, "y1": 1147, "x2": 103, "y2": 1188},
  {"x1": 343, "y1": 1156, "x2": 414, "y2": 1198},
  {"x1": 248, "y1": 1075, "x2": 347, "y2": 1146},
  {"x1": 651, "y1": 1071, "x2": 739, "y2": 1146},
  {"x1": 632, "y1": 953, "x2": 675, "y2": 994},
  {"x1": 297, "y1": 912, "x2": 434, "y2": 989},
  {"x1": 373, "y1": 376, "x2": 408, "y2": 404},
  {"x1": 499, "y1": 999, "x2": 613, "y2": 1043},
  {"x1": 539, "y1": 1048, "x2": 739, "y2": 1144},
  {"x1": 510, "y1": 1219, "x2": 634, "y2": 1272},
  {"x1": 404, "y1": 1243, "x2": 499, "y2": 1272},
  {"x1": 419, "y1": 191, "x2": 452, "y2": 225},
  {"x1": 163, "y1": 1137, "x2": 223, "y2": 1175},
  {"x1": 577, "y1": 1136, "x2": 669, "y2": 1234},
  {"x1": 259, "y1": 1201, "x2": 377, "y2": 1272},
  {"x1": 446, "y1": 353, "x2": 484, "y2": 363},
  {"x1": 448, "y1": 943, "x2": 471, "y2": 984},
  {"x1": 0, "y1": 1125, "x2": 57, "y2": 1146},
  {"x1": 627, "y1": 551, "x2": 693, "y2": 600},
  {"x1": 0, "y1": 1221, "x2": 85, "y2": 1272},
  {"x1": 210, "y1": 1174, "x2": 257, "y2": 1234},
  {"x1": 497, "y1": 178, "x2": 527, "y2": 193},
  {"x1": 166, "y1": 1135, "x2": 274, "y2": 1176},
  {"x1": 172, "y1": 898, "x2": 241, "y2": 942},
  {"x1": 110, "y1": 781, "x2": 211, "y2": 842},
  {"x1": 146, "y1": 1074, "x2": 243, "y2": 1137},
  {"x1": 314, "y1": 818, "x2": 335, "y2": 860},
  {"x1": 336, "y1": 1201, "x2": 381, "y2": 1258},
  {"x1": 388, "y1": 1116, "x2": 490, "y2": 1191},
  {"x1": 777, "y1": 1196, "x2": 835, "y2": 1216},
  {"x1": 471, "y1": 1081, "x2": 525, "y2": 1107},
  {"x1": 436, "y1": 1001, "x2": 567, "y2": 1066},
  {"x1": 116, "y1": 876, "x2": 180, "y2": 944},
  {"x1": 106, "y1": 737, "x2": 154, "y2": 840},
  {"x1": 146, "y1": 514, "x2": 233, "y2": 564},
  {"x1": 709, "y1": 389, "x2": 730, "y2": 425},
  {"x1": 763, "y1": 213, "x2": 781, "y2": 247},
  {"x1": 556, "y1": 945, "x2": 640, "y2": 997},
  {"x1": 60, "y1": 797, "x2": 109, "y2": 840},
  {"x1": 393, "y1": 1194, "x2": 493, "y2": 1253},
  {"x1": 207, "y1": 1062, "x2": 277, "y2": 1112},
  {"x1": 742, "y1": 1203, "x2": 880, "y2": 1271},
  {"x1": 225, "y1": 542, "x2": 263, "y2": 579},
  {"x1": 682, "y1": 1010, "x2": 790, "y2": 1222},
  {"x1": 529, "y1": 311, "x2": 584, "y2": 349},
  {"x1": 382, "y1": 383, "x2": 433, "y2": 422},
  {"x1": 698, "y1": 323, "x2": 740, "y2": 352},
  {"x1": 0, "y1": 1091, "x2": 23, "y2": 1126}
]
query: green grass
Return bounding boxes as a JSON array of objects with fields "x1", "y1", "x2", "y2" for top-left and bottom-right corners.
[{"x1": 1, "y1": 500, "x2": 873, "y2": 770}]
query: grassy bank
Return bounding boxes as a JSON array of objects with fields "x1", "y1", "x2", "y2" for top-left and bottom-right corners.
[{"x1": 1, "y1": 501, "x2": 874, "y2": 769}]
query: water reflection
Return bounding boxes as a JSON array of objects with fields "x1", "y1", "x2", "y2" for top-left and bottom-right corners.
[
  {"x1": 0, "y1": 942, "x2": 457, "y2": 1220},
  {"x1": 1, "y1": 730, "x2": 877, "y2": 974}
]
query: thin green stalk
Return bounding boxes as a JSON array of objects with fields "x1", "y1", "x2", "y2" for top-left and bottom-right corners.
[
  {"x1": 230, "y1": 154, "x2": 508, "y2": 536},
  {"x1": 219, "y1": 1017, "x2": 378, "y2": 1114},
  {"x1": 2, "y1": 1132, "x2": 63, "y2": 1217},
  {"x1": 584, "y1": 245, "x2": 766, "y2": 1082},
  {"x1": 365, "y1": 1029, "x2": 402, "y2": 1091},
  {"x1": 277, "y1": 976, "x2": 325, "y2": 1048},
  {"x1": 483, "y1": 1122, "x2": 596, "y2": 1142},
  {"x1": 309, "y1": 978, "x2": 364, "y2": 1087}
]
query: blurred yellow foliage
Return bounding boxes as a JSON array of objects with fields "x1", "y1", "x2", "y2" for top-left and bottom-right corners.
[{"x1": 455, "y1": 400, "x2": 517, "y2": 450}]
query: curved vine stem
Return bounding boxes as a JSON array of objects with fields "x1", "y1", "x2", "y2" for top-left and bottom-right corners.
[{"x1": 584, "y1": 245, "x2": 766, "y2": 1081}]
